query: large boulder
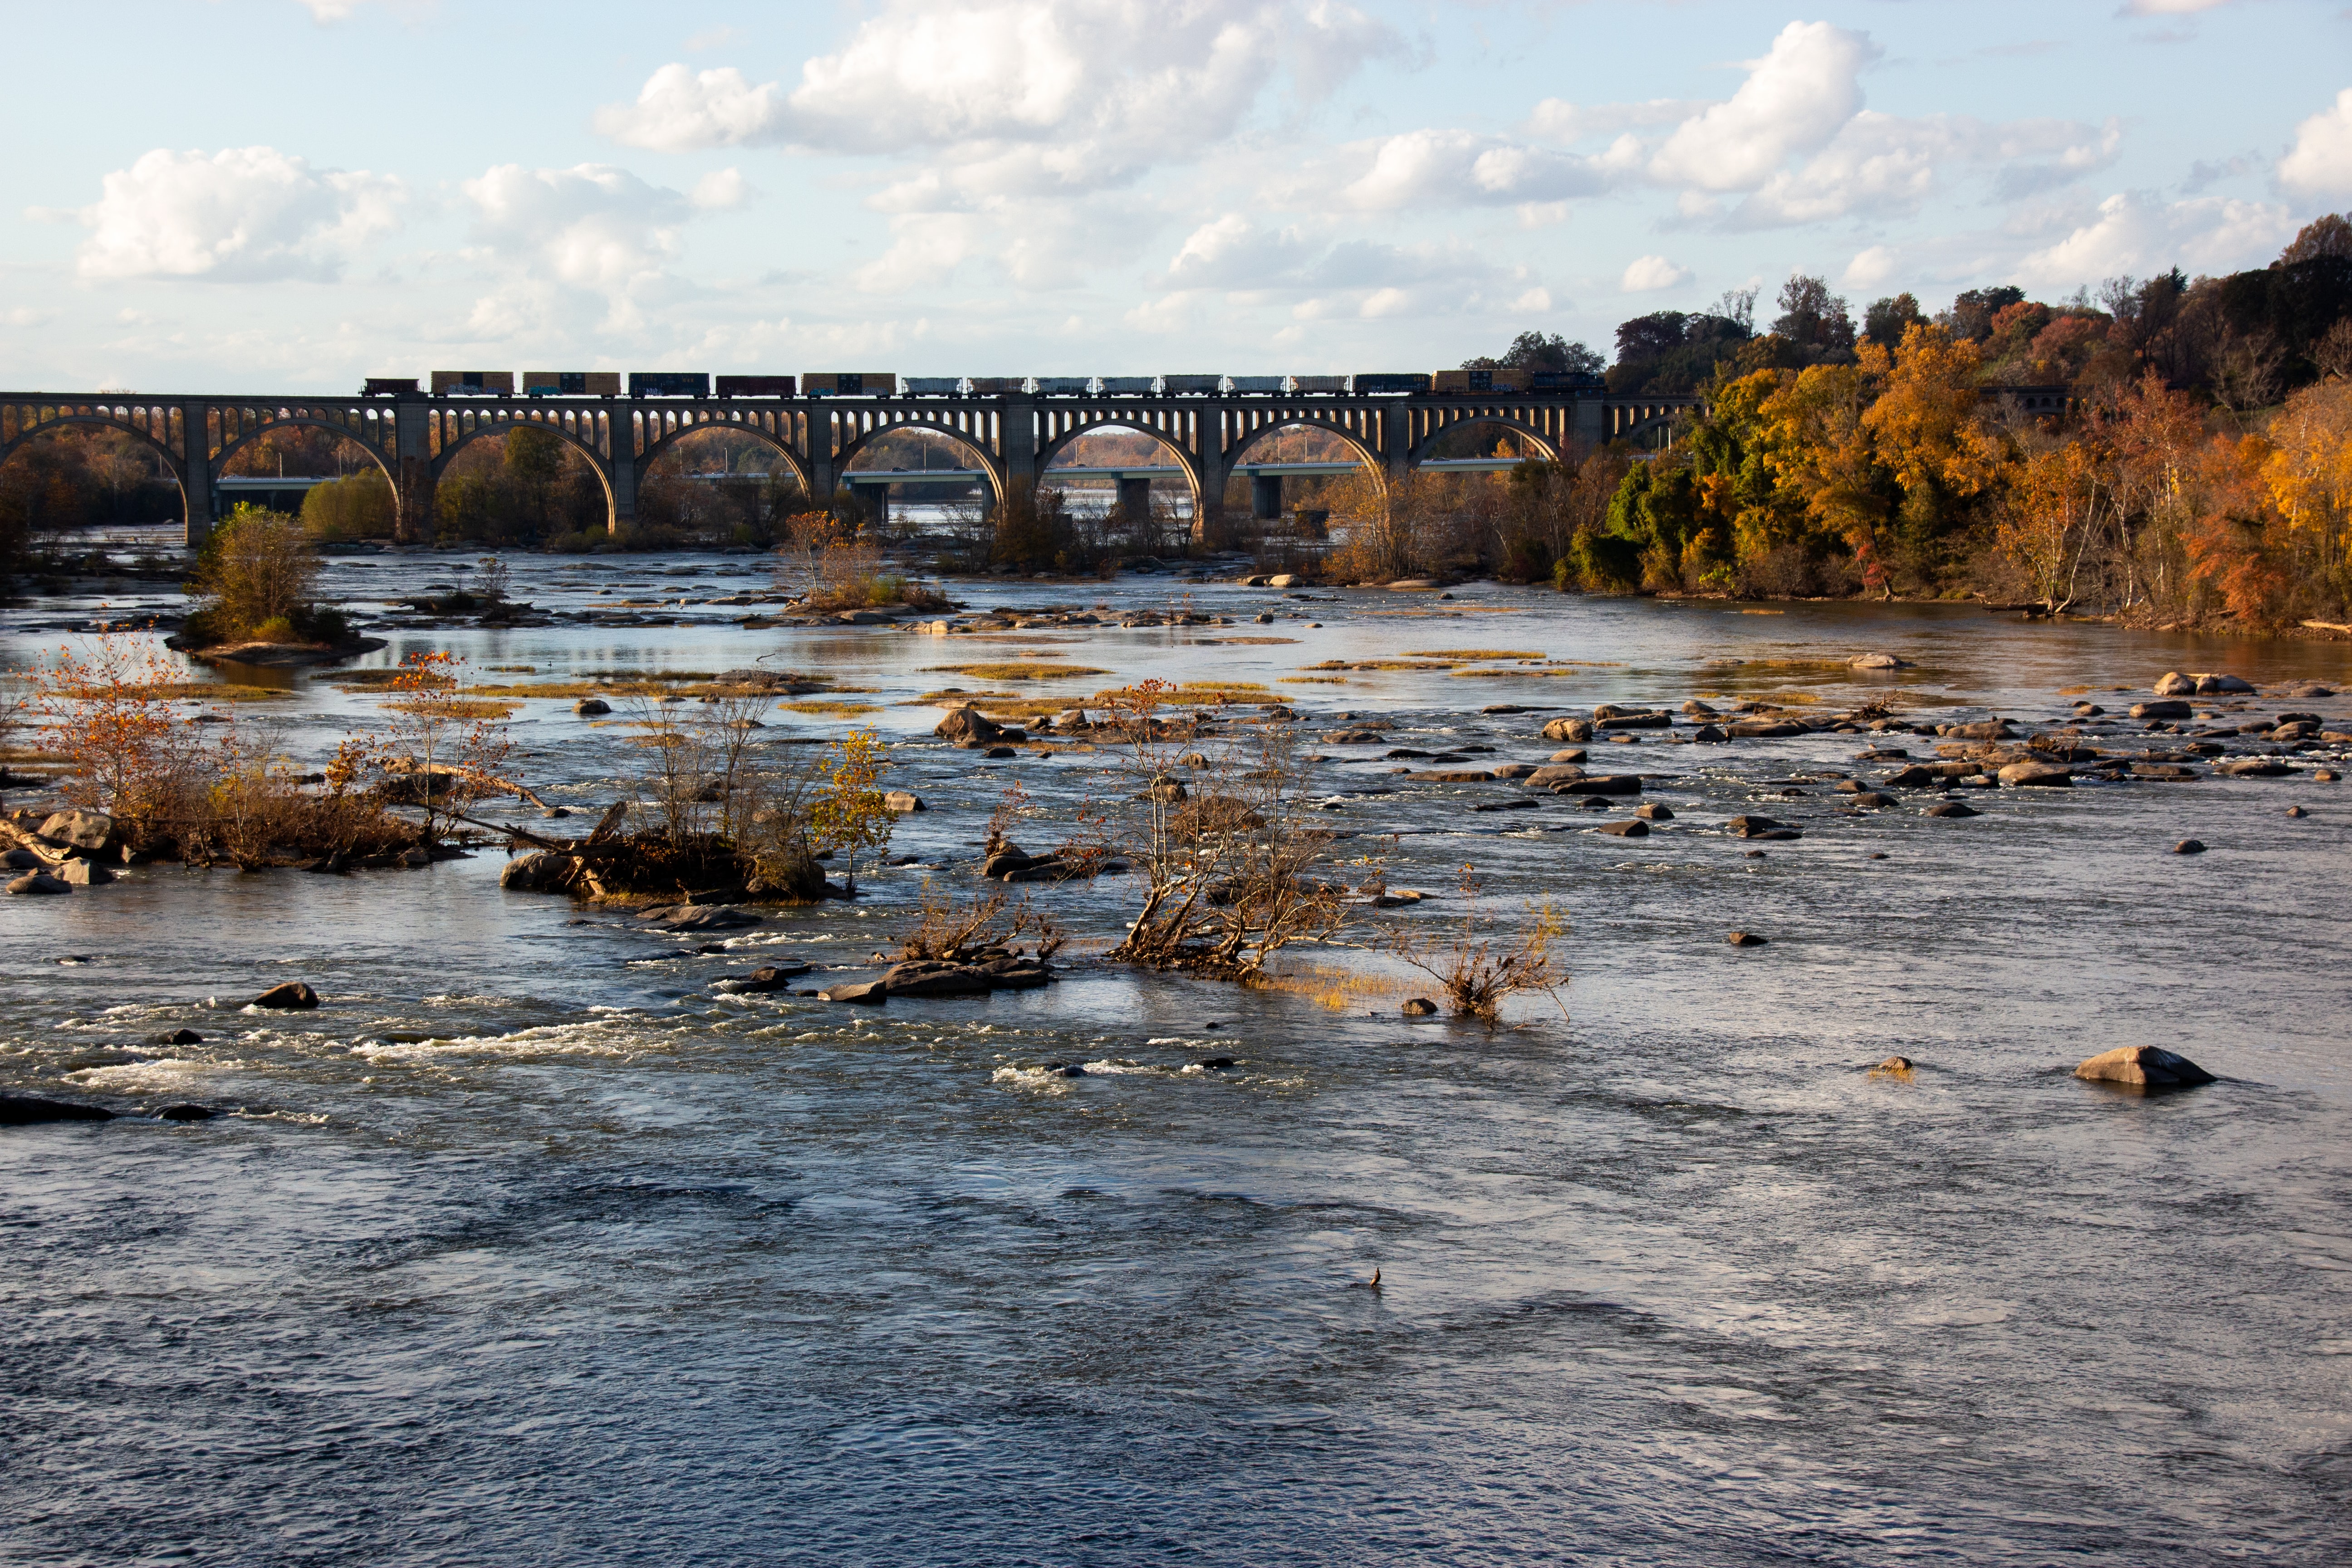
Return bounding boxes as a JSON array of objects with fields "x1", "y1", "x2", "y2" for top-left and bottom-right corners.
[
  {"x1": 819, "y1": 980, "x2": 887, "y2": 1004},
  {"x1": 883, "y1": 790, "x2": 927, "y2": 813},
  {"x1": 0, "y1": 1093, "x2": 115, "y2": 1124},
  {"x1": 2217, "y1": 758, "x2": 2293, "y2": 777},
  {"x1": 1553, "y1": 774, "x2": 1641, "y2": 796},
  {"x1": 2193, "y1": 673, "x2": 2255, "y2": 694},
  {"x1": 7, "y1": 871, "x2": 69, "y2": 895},
  {"x1": 1997, "y1": 761, "x2": 2073, "y2": 787},
  {"x1": 2074, "y1": 1045, "x2": 2215, "y2": 1090},
  {"x1": 2129, "y1": 700, "x2": 2195, "y2": 720},
  {"x1": 55, "y1": 860, "x2": 114, "y2": 886},
  {"x1": 573, "y1": 697, "x2": 612, "y2": 716},
  {"x1": 500, "y1": 852, "x2": 580, "y2": 893},
  {"x1": 935, "y1": 704, "x2": 1012, "y2": 745},
  {"x1": 2153, "y1": 671, "x2": 2196, "y2": 696},
  {"x1": 1541, "y1": 717, "x2": 1594, "y2": 742},
  {"x1": 878, "y1": 961, "x2": 995, "y2": 997},
  {"x1": 38, "y1": 810, "x2": 114, "y2": 853},
  {"x1": 252, "y1": 981, "x2": 319, "y2": 1010}
]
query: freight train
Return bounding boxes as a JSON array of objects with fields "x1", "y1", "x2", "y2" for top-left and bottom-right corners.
[{"x1": 373, "y1": 370, "x2": 1605, "y2": 399}]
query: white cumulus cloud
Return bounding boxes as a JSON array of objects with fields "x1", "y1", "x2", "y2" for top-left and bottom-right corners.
[
  {"x1": 1648, "y1": 22, "x2": 1878, "y2": 192},
  {"x1": 2014, "y1": 191, "x2": 2295, "y2": 288},
  {"x1": 1620, "y1": 255, "x2": 1691, "y2": 292},
  {"x1": 460, "y1": 164, "x2": 702, "y2": 335},
  {"x1": 2279, "y1": 87, "x2": 2352, "y2": 199},
  {"x1": 62, "y1": 146, "x2": 403, "y2": 282}
]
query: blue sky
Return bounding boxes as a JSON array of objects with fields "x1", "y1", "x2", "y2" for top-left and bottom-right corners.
[{"x1": 2, "y1": 0, "x2": 2347, "y2": 392}]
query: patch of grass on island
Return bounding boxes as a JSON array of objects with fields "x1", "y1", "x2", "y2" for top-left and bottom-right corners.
[
  {"x1": 926, "y1": 662, "x2": 1110, "y2": 682},
  {"x1": 1401, "y1": 648, "x2": 1546, "y2": 661},
  {"x1": 774, "y1": 699, "x2": 882, "y2": 716}
]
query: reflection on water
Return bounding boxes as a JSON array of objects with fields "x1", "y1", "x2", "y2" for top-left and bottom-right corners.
[{"x1": 3, "y1": 545, "x2": 2350, "y2": 1565}]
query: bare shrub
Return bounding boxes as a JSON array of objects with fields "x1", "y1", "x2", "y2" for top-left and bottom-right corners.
[
  {"x1": 1096, "y1": 680, "x2": 1357, "y2": 978},
  {"x1": 896, "y1": 884, "x2": 1064, "y2": 964},
  {"x1": 1392, "y1": 864, "x2": 1570, "y2": 1025}
]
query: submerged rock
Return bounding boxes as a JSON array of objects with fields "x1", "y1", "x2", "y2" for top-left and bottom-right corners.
[
  {"x1": 1924, "y1": 801, "x2": 1979, "y2": 818},
  {"x1": 6, "y1": 872, "x2": 69, "y2": 896},
  {"x1": 2074, "y1": 1045, "x2": 2215, "y2": 1090},
  {"x1": 0, "y1": 1093, "x2": 115, "y2": 1124},
  {"x1": 713, "y1": 963, "x2": 813, "y2": 994},
  {"x1": 155, "y1": 1104, "x2": 218, "y2": 1122},
  {"x1": 1725, "y1": 815, "x2": 1801, "y2": 840},
  {"x1": 1726, "y1": 931, "x2": 1767, "y2": 947},
  {"x1": 1593, "y1": 818, "x2": 1649, "y2": 838},
  {"x1": 643, "y1": 905, "x2": 765, "y2": 932}
]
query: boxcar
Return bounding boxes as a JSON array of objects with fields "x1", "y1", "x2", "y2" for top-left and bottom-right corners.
[
  {"x1": 431, "y1": 371, "x2": 514, "y2": 396},
  {"x1": 1350, "y1": 372, "x2": 1430, "y2": 395},
  {"x1": 803, "y1": 372, "x2": 896, "y2": 397},
  {"x1": 362, "y1": 377, "x2": 418, "y2": 396},
  {"x1": 1433, "y1": 368, "x2": 1529, "y2": 394},
  {"x1": 713, "y1": 375, "x2": 796, "y2": 398},
  {"x1": 629, "y1": 372, "x2": 709, "y2": 398},
  {"x1": 524, "y1": 372, "x2": 621, "y2": 397}
]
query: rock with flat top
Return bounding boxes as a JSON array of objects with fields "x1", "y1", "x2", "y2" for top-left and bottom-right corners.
[
  {"x1": 57, "y1": 860, "x2": 114, "y2": 886},
  {"x1": 644, "y1": 905, "x2": 765, "y2": 931},
  {"x1": 6, "y1": 872, "x2": 69, "y2": 895},
  {"x1": 38, "y1": 810, "x2": 115, "y2": 852},
  {"x1": 1554, "y1": 774, "x2": 1641, "y2": 796},
  {"x1": 713, "y1": 963, "x2": 812, "y2": 994},
  {"x1": 1849, "y1": 652, "x2": 1910, "y2": 669},
  {"x1": 883, "y1": 790, "x2": 926, "y2": 813},
  {"x1": 1593, "y1": 818, "x2": 1648, "y2": 837},
  {"x1": 2073, "y1": 1045, "x2": 2214, "y2": 1090},
  {"x1": 819, "y1": 980, "x2": 887, "y2": 1004},
  {"x1": 0, "y1": 1093, "x2": 115, "y2": 1124},
  {"x1": 1998, "y1": 761, "x2": 2073, "y2": 787},
  {"x1": 1725, "y1": 815, "x2": 1800, "y2": 840}
]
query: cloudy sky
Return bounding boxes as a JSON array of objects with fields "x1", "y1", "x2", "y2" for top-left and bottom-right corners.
[{"x1": 3, "y1": 0, "x2": 2348, "y2": 392}]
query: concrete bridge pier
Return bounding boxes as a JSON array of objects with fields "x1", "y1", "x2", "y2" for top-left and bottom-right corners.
[
  {"x1": 392, "y1": 395, "x2": 436, "y2": 545},
  {"x1": 1250, "y1": 474, "x2": 1282, "y2": 521},
  {"x1": 1116, "y1": 474, "x2": 1152, "y2": 526},
  {"x1": 179, "y1": 399, "x2": 214, "y2": 548}
]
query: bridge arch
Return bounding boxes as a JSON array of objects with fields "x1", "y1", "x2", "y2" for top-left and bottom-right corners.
[
  {"x1": 0, "y1": 404, "x2": 186, "y2": 480},
  {"x1": 835, "y1": 421, "x2": 1006, "y2": 505},
  {"x1": 1406, "y1": 413, "x2": 1560, "y2": 466},
  {"x1": 1036, "y1": 418, "x2": 1204, "y2": 512},
  {"x1": 0, "y1": 406, "x2": 191, "y2": 535},
  {"x1": 216, "y1": 417, "x2": 399, "y2": 492},
  {"x1": 638, "y1": 418, "x2": 813, "y2": 495},
  {"x1": 1221, "y1": 416, "x2": 1387, "y2": 486},
  {"x1": 430, "y1": 417, "x2": 617, "y2": 530}
]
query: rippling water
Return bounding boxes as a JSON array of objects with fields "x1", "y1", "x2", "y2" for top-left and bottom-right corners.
[{"x1": 5, "y1": 544, "x2": 2350, "y2": 1564}]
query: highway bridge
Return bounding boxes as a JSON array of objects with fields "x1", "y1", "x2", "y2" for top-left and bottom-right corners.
[{"x1": 0, "y1": 385, "x2": 1701, "y2": 545}]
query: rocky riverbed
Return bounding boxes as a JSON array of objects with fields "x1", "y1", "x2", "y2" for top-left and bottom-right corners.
[{"x1": 2, "y1": 538, "x2": 2349, "y2": 1565}]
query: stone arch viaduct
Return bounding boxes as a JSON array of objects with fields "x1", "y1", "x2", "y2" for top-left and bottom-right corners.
[{"x1": 0, "y1": 385, "x2": 1700, "y2": 545}]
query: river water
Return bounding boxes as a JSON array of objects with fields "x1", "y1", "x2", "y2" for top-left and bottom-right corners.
[{"x1": 4, "y1": 541, "x2": 2350, "y2": 1565}]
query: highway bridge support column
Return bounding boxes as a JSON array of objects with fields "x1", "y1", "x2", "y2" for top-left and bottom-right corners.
[
  {"x1": 179, "y1": 400, "x2": 213, "y2": 548},
  {"x1": 1117, "y1": 475, "x2": 1152, "y2": 527},
  {"x1": 1250, "y1": 474, "x2": 1282, "y2": 520},
  {"x1": 391, "y1": 394, "x2": 436, "y2": 545}
]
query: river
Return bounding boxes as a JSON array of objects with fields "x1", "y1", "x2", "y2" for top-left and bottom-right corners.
[{"x1": 4, "y1": 539, "x2": 2348, "y2": 1564}]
